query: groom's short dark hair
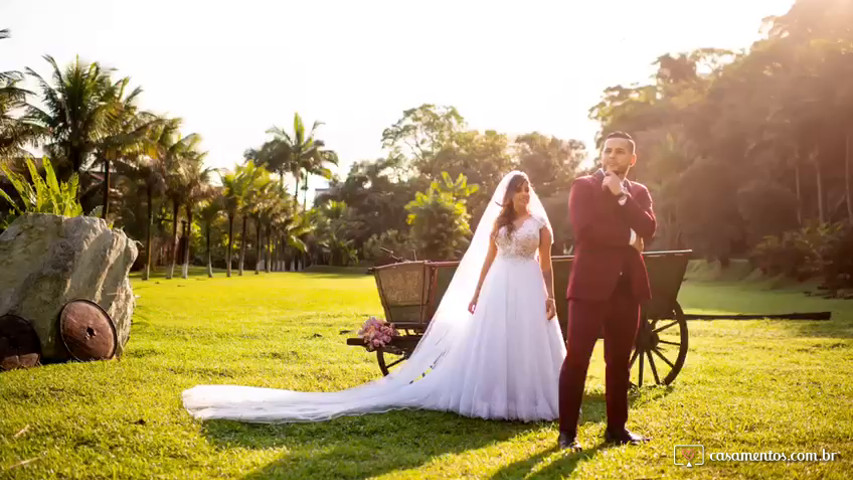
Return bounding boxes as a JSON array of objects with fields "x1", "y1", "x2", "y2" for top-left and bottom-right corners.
[{"x1": 605, "y1": 131, "x2": 636, "y2": 153}]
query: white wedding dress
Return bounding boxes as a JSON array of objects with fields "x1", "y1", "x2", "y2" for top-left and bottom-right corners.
[{"x1": 183, "y1": 171, "x2": 567, "y2": 423}]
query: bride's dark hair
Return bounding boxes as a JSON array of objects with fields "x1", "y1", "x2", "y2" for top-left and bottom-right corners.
[{"x1": 493, "y1": 173, "x2": 530, "y2": 237}]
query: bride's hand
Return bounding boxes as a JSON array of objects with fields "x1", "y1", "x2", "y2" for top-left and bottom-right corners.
[
  {"x1": 545, "y1": 298, "x2": 556, "y2": 320},
  {"x1": 468, "y1": 296, "x2": 478, "y2": 314}
]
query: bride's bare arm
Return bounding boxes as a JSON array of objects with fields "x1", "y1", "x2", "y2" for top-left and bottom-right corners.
[
  {"x1": 468, "y1": 228, "x2": 499, "y2": 313},
  {"x1": 538, "y1": 227, "x2": 557, "y2": 319}
]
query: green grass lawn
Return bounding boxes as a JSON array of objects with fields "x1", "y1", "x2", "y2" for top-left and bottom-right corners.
[{"x1": 1, "y1": 266, "x2": 852, "y2": 479}]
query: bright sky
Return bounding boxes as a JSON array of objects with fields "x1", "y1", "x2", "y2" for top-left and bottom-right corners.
[{"x1": 2, "y1": 0, "x2": 794, "y2": 195}]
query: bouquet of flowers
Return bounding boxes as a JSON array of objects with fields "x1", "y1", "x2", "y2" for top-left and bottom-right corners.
[{"x1": 358, "y1": 316, "x2": 398, "y2": 352}]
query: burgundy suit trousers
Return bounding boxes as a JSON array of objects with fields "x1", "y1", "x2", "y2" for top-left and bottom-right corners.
[{"x1": 559, "y1": 276, "x2": 640, "y2": 433}]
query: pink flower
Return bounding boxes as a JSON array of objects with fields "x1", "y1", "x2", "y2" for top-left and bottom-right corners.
[{"x1": 358, "y1": 316, "x2": 399, "y2": 350}]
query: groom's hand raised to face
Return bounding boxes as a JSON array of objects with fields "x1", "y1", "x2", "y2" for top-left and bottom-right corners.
[{"x1": 602, "y1": 171, "x2": 624, "y2": 196}]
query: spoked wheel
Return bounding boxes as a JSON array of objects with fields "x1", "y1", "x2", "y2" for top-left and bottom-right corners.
[
  {"x1": 377, "y1": 349, "x2": 411, "y2": 376},
  {"x1": 630, "y1": 302, "x2": 688, "y2": 387},
  {"x1": 376, "y1": 335, "x2": 421, "y2": 376}
]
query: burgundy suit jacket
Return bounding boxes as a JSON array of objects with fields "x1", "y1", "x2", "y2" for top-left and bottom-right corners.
[{"x1": 566, "y1": 170, "x2": 657, "y2": 302}]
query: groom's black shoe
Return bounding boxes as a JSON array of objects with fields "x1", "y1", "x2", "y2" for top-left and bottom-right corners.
[
  {"x1": 604, "y1": 428, "x2": 650, "y2": 445},
  {"x1": 558, "y1": 431, "x2": 582, "y2": 452}
]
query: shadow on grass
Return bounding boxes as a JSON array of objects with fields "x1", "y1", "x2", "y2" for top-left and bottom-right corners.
[
  {"x1": 678, "y1": 278, "x2": 853, "y2": 340},
  {"x1": 203, "y1": 410, "x2": 543, "y2": 480},
  {"x1": 486, "y1": 388, "x2": 673, "y2": 479},
  {"x1": 489, "y1": 443, "x2": 608, "y2": 479},
  {"x1": 195, "y1": 388, "x2": 668, "y2": 480},
  {"x1": 776, "y1": 316, "x2": 853, "y2": 340}
]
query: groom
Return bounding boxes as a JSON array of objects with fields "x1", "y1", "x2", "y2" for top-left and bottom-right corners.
[{"x1": 558, "y1": 131, "x2": 656, "y2": 451}]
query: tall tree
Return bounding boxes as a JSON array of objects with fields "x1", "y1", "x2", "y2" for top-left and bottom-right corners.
[
  {"x1": 299, "y1": 146, "x2": 338, "y2": 210},
  {"x1": 263, "y1": 113, "x2": 336, "y2": 206},
  {"x1": 197, "y1": 189, "x2": 222, "y2": 278},
  {"x1": 219, "y1": 170, "x2": 243, "y2": 277},
  {"x1": 180, "y1": 154, "x2": 213, "y2": 279},
  {"x1": 155, "y1": 124, "x2": 203, "y2": 280},
  {"x1": 25, "y1": 56, "x2": 114, "y2": 181},
  {"x1": 92, "y1": 77, "x2": 160, "y2": 219},
  {"x1": 0, "y1": 29, "x2": 36, "y2": 159},
  {"x1": 234, "y1": 161, "x2": 270, "y2": 275},
  {"x1": 115, "y1": 152, "x2": 166, "y2": 280},
  {"x1": 514, "y1": 133, "x2": 586, "y2": 198},
  {"x1": 381, "y1": 104, "x2": 465, "y2": 174}
]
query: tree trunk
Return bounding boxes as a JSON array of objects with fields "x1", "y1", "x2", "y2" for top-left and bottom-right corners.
[
  {"x1": 226, "y1": 214, "x2": 234, "y2": 277},
  {"x1": 264, "y1": 226, "x2": 270, "y2": 273},
  {"x1": 267, "y1": 231, "x2": 273, "y2": 272},
  {"x1": 101, "y1": 157, "x2": 111, "y2": 219},
  {"x1": 182, "y1": 206, "x2": 193, "y2": 279},
  {"x1": 255, "y1": 219, "x2": 262, "y2": 275},
  {"x1": 239, "y1": 217, "x2": 247, "y2": 276},
  {"x1": 293, "y1": 171, "x2": 300, "y2": 204},
  {"x1": 167, "y1": 199, "x2": 179, "y2": 279},
  {"x1": 285, "y1": 248, "x2": 292, "y2": 271},
  {"x1": 143, "y1": 186, "x2": 153, "y2": 281},
  {"x1": 268, "y1": 236, "x2": 273, "y2": 272},
  {"x1": 814, "y1": 151, "x2": 825, "y2": 224},
  {"x1": 847, "y1": 132, "x2": 853, "y2": 224},
  {"x1": 795, "y1": 160, "x2": 803, "y2": 226},
  {"x1": 302, "y1": 176, "x2": 309, "y2": 210},
  {"x1": 272, "y1": 237, "x2": 278, "y2": 272},
  {"x1": 206, "y1": 221, "x2": 213, "y2": 278}
]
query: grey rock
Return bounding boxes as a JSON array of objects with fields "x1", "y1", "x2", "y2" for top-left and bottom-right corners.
[{"x1": 0, "y1": 214, "x2": 138, "y2": 360}]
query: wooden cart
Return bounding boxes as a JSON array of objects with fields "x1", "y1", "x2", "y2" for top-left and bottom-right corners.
[{"x1": 348, "y1": 250, "x2": 692, "y2": 387}]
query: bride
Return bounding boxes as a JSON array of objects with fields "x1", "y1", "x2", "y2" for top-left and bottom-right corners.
[{"x1": 183, "y1": 171, "x2": 567, "y2": 423}]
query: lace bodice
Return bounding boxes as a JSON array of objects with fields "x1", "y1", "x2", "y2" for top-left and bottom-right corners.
[{"x1": 495, "y1": 215, "x2": 544, "y2": 260}]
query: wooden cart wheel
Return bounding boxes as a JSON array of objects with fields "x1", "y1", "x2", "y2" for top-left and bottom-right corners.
[
  {"x1": 59, "y1": 300, "x2": 118, "y2": 361},
  {"x1": 377, "y1": 349, "x2": 411, "y2": 376},
  {"x1": 0, "y1": 315, "x2": 41, "y2": 371},
  {"x1": 375, "y1": 334, "x2": 422, "y2": 376},
  {"x1": 630, "y1": 302, "x2": 688, "y2": 387}
]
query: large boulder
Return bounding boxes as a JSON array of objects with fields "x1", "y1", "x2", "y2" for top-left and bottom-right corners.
[{"x1": 0, "y1": 214, "x2": 138, "y2": 360}]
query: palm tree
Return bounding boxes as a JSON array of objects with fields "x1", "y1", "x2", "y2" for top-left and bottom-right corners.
[
  {"x1": 0, "y1": 29, "x2": 36, "y2": 159},
  {"x1": 234, "y1": 161, "x2": 269, "y2": 276},
  {"x1": 254, "y1": 185, "x2": 290, "y2": 274},
  {"x1": 253, "y1": 189, "x2": 273, "y2": 275},
  {"x1": 275, "y1": 210, "x2": 312, "y2": 271},
  {"x1": 245, "y1": 139, "x2": 294, "y2": 189},
  {"x1": 264, "y1": 113, "x2": 336, "y2": 207},
  {"x1": 115, "y1": 153, "x2": 166, "y2": 280},
  {"x1": 299, "y1": 146, "x2": 338, "y2": 210},
  {"x1": 314, "y1": 200, "x2": 359, "y2": 266},
  {"x1": 154, "y1": 123, "x2": 202, "y2": 279},
  {"x1": 220, "y1": 169, "x2": 244, "y2": 277},
  {"x1": 25, "y1": 55, "x2": 114, "y2": 182},
  {"x1": 92, "y1": 77, "x2": 160, "y2": 219},
  {"x1": 197, "y1": 190, "x2": 223, "y2": 278},
  {"x1": 180, "y1": 155, "x2": 213, "y2": 279}
]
